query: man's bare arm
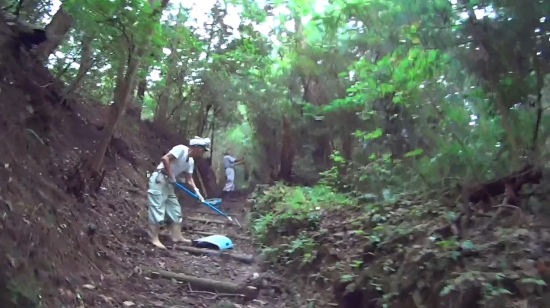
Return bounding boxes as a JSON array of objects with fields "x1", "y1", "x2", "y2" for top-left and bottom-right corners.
[
  {"x1": 185, "y1": 173, "x2": 205, "y2": 201},
  {"x1": 184, "y1": 173, "x2": 198, "y2": 190},
  {"x1": 161, "y1": 153, "x2": 176, "y2": 177}
]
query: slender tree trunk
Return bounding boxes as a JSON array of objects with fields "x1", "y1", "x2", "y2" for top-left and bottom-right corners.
[
  {"x1": 153, "y1": 70, "x2": 171, "y2": 124},
  {"x1": 135, "y1": 76, "x2": 147, "y2": 115},
  {"x1": 207, "y1": 115, "x2": 215, "y2": 165},
  {"x1": 63, "y1": 35, "x2": 93, "y2": 96},
  {"x1": 278, "y1": 115, "x2": 294, "y2": 182},
  {"x1": 36, "y1": 5, "x2": 73, "y2": 62},
  {"x1": 88, "y1": 55, "x2": 136, "y2": 174},
  {"x1": 167, "y1": 92, "x2": 187, "y2": 122},
  {"x1": 339, "y1": 132, "x2": 353, "y2": 176},
  {"x1": 153, "y1": 36, "x2": 180, "y2": 124},
  {"x1": 87, "y1": 0, "x2": 170, "y2": 174},
  {"x1": 125, "y1": 77, "x2": 141, "y2": 116},
  {"x1": 341, "y1": 132, "x2": 353, "y2": 161}
]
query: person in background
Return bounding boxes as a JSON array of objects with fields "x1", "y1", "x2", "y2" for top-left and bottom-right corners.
[
  {"x1": 222, "y1": 149, "x2": 244, "y2": 199},
  {"x1": 146, "y1": 136, "x2": 210, "y2": 249}
]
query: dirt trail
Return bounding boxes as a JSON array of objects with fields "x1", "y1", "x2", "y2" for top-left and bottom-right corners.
[
  {"x1": 94, "y1": 194, "x2": 271, "y2": 308},
  {"x1": 0, "y1": 33, "x2": 281, "y2": 307}
]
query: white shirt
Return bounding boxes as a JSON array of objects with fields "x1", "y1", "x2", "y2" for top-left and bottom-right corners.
[
  {"x1": 223, "y1": 154, "x2": 237, "y2": 169},
  {"x1": 156, "y1": 145, "x2": 194, "y2": 176}
]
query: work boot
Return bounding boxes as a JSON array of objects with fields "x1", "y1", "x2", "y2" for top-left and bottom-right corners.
[
  {"x1": 148, "y1": 224, "x2": 167, "y2": 249},
  {"x1": 226, "y1": 191, "x2": 237, "y2": 201},
  {"x1": 168, "y1": 223, "x2": 190, "y2": 244}
]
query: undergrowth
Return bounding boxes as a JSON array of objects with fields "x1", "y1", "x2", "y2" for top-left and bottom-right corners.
[
  {"x1": 251, "y1": 184, "x2": 353, "y2": 240},
  {"x1": 249, "y1": 154, "x2": 550, "y2": 307}
]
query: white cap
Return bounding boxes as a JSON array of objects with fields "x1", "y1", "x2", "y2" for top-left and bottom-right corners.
[{"x1": 189, "y1": 136, "x2": 211, "y2": 151}]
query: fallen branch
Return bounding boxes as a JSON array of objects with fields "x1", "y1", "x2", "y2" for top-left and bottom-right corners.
[
  {"x1": 141, "y1": 267, "x2": 259, "y2": 300},
  {"x1": 191, "y1": 230, "x2": 251, "y2": 241},
  {"x1": 186, "y1": 289, "x2": 244, "y2": 300},
  {"x1": 174, "y1": 245, "x2": 255, "y2": 265},
  {"x1": 188, "y1": 216, "x2": 233, "y2": 225}
]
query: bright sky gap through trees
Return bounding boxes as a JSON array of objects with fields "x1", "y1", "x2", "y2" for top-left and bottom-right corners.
[{"x1": 44, "y1": 0, "x2": 491, "y2": 82}]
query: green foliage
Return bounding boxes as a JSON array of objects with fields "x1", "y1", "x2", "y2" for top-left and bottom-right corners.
[
  {"x1": 440, "y1": 272, "x2": 513, "y2": 302},
  {"x1": 251, "y1": 183, "x2": 355, "y2": 269},
  {"x1": 7, "y1": 273, "x2": 43, "y2": 306},
  {"x1": 43, "y1": 0, "x2": 550, "y2": 187},
  {"x1": 318, "y1": 151, "x2": 346, "y2": 189}
]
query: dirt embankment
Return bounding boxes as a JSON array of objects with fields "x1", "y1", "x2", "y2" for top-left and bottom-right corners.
[{"x1": 0, "y1": 26, "x2": 222, "y2": 308}]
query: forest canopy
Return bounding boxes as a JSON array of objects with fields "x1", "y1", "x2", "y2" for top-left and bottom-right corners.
[{"x1": 3, "y1": 0, "x2": 547, "y2": 190}]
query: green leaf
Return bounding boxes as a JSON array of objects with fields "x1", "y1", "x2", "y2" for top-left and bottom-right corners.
[
  {"x1": 341, "y1": 274, "x2": 354, "y2": 282},
  {"x1": 460, "y1": 240, "x2": 475, "y2": 251},
  {"x1": 520, "y1": 278, "x2": 547, "y2": 286},
  {"x1": 404, "y1": 149, "x2": 423, "y2": 157},
  {"x1": 364, "y1": 128, "x2": 383, "y2": 140}
]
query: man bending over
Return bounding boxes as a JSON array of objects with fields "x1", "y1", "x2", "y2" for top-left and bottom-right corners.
[{"x1": 147, "y1": 137, "x2": 210, "y2": 249}]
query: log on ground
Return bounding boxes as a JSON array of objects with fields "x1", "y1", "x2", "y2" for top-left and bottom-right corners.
[
  {"x1": 174, "y1": 244, "x2": 255, "y2": 265},
  {"x1": 141, "y1": 267, "x2": 259, "y2": 300}
]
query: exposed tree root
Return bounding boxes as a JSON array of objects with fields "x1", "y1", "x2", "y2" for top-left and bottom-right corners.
[{"x1": 141, "y1": 267, "x2": 259, "y2": 301}]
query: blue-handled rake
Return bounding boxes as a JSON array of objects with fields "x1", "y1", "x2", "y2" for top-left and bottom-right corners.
[{"x1": 175, "y1": 183, "x2": 241, "y2": 227}]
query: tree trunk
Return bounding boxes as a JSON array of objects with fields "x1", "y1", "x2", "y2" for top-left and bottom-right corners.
[
  {"x1": 35, "y1": 5, "x2": 73, "y2": 62},
  {"x1": 135, "y1": 76, "x2": 147, "y2": 115},
  {"x1": 278, "y1": 115, "x2": 294, "y2": 182},
  {"x1": 312, "y1": 136, "x2": 332, "y2": 167},
  {"x1": 124, "y1": 76, "x2": 141, "y2": 118},
  {"x1": 341, "y1": 132, "x2": 353, "y2": 161},
  {"x1": 195, "y1": 101, "x2": 210, "y2": 136},
  {"x1": 167, "y1": 97, "x2": 185, "y2": 122},
  {"x1": 153, "y1": 70, "x2": 171, "y2": 124},
  {"x1": 137, "y1": 77, "x2": 147, "y2": 101},
  {"x1": 63, "y1": 35, "x2": 93, "y2": 96},
  {"x1": 192, "y1": 158, "x2": 218, "y2": 197},
  {"x1": 86, "y1": 0, "x2": 170, "y2": 175},
  {"x1": 339, "y1": 131, "x2": 353, "y2": 176},
  {"x1": 153, "y1": 33, "x2": 180, "y2": 124},
  {"x1": 293, "y1": 15, "x2": 333, "y2": 170},
  {"x1": 207, "y1": 115, "x2": 215, "y2": 165}
]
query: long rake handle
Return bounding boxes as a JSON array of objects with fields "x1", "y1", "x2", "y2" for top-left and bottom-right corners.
[{"x1": 175, "y1": 183, "x2": 231, "y2": 219}]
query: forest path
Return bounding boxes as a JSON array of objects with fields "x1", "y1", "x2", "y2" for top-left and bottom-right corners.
[{"x1": 94, "y1": 192, "x2": 280, "y2": 308}]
